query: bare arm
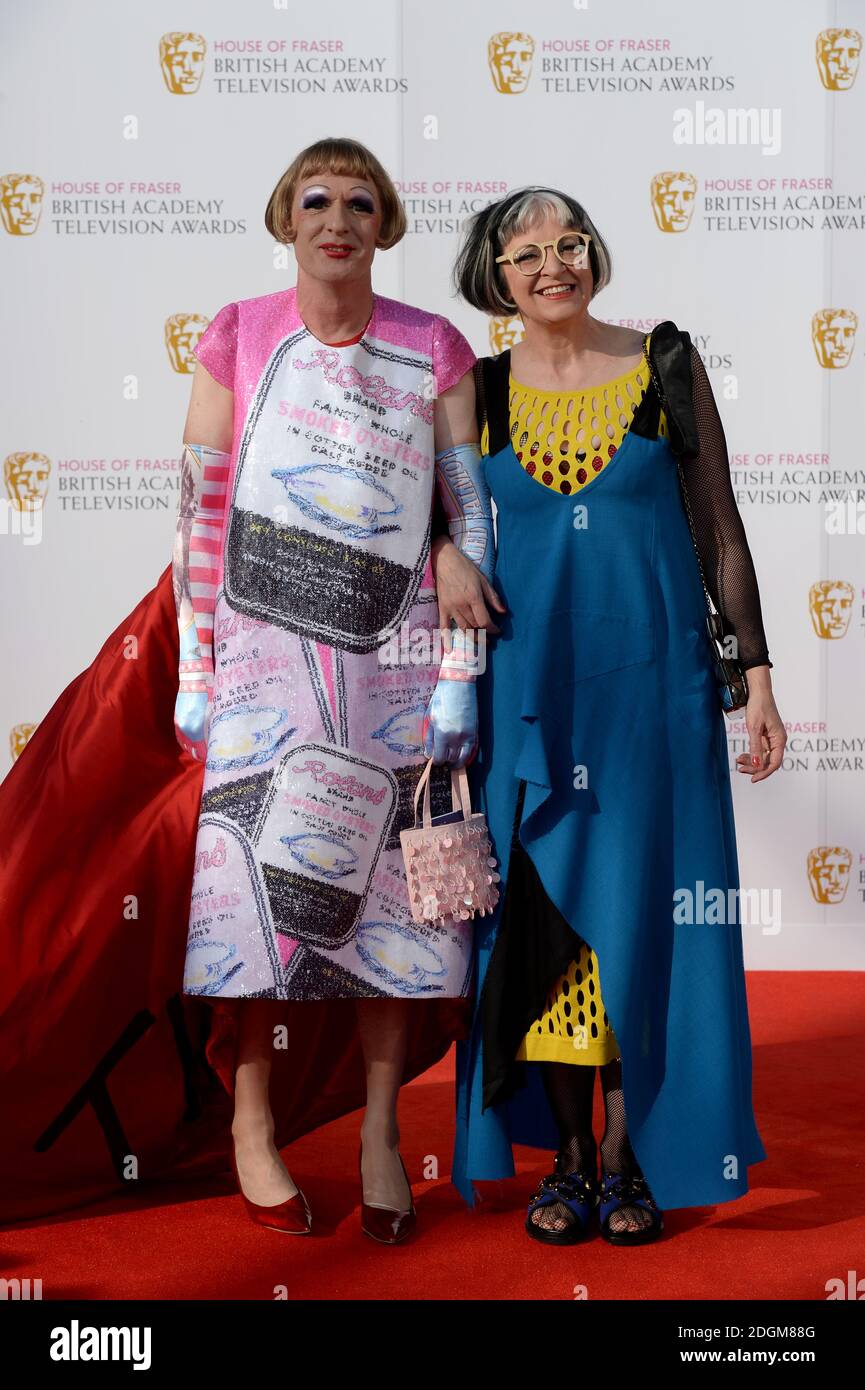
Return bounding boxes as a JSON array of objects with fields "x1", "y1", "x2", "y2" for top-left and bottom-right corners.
[
  {"x1": 433, "y1": 364, "x2": 478, "y2": 450},
  {"x1": 183, "y1": 360, "x2": 234, "y2": 452}
]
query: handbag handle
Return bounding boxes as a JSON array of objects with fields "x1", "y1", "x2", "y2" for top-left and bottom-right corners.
[{"x1": 412, "y1": 757, "x2": 472, "y2": 829}]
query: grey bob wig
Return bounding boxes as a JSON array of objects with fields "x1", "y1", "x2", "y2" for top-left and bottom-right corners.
[{"x1": 454, "y1": 186, "x2": 613, "y2": 317}]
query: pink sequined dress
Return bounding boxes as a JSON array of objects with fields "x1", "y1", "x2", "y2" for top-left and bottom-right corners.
[{"x1": 183, "y1": 286, "x2": 476, "y2": 1001}]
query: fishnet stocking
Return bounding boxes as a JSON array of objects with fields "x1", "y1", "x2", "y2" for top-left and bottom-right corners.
[
  {"x1": 529, "y1": 1062, "x2": 597, "y2": 1233},
  {"x1": 599, "y1": 1058, "x2": 654, "y2": 1233}
]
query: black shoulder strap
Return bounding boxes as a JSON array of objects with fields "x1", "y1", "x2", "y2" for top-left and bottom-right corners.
[
  {"x1": 646, "y1": 321, "x2": 700, "y2": 460},
  {"x1": 474, "y1": 350, "x2": 512, "y2": 457}
]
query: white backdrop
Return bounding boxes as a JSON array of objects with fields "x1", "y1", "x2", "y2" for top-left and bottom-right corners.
[{"x1": 3, "y1": 0, "x2": 864, "y2": 966}]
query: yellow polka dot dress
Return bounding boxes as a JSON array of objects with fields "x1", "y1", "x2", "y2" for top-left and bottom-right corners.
[
  {"x1": 515, "y1": 940, "x2": 618, "y2": 1065},
  {"x1": 480, "y1": 337, "x2": 667, "y2": 491},
  {"x1": 481, "y1": 336, "x2": 667, "y2": 1067}
]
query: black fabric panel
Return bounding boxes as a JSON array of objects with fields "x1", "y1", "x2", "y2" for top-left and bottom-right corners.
[
  {"x1": 479, "y1": 781, "x2": 587, "y2": 1111},
  {"x1": 481, "y1": 349, "x2": 513, "y2": 457},
  {"x1": 472, "y1": 360, "x2": 487, "y2": 442},
  {"x1": 628, "y1": 379, "x2": 662, "y2": 441},
  {"x1": 431, "y1": 482, "x2": 449, "y2": 540}
]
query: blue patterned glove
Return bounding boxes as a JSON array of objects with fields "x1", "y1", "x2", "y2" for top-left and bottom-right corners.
[
  {"x1": 424, "y1": 441, "x2": 495, "y2": 767},
  {"x1": 422, "y1": 627, "x2": 480, "y2": 767}
]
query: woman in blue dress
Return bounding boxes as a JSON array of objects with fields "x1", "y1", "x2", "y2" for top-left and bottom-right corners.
[{"x1": 425, "y1": 186, "x2": 787, "y2": 1244}]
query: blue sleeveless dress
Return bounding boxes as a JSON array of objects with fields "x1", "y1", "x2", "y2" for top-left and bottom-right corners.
[{"x1": 452, "y1": 367, "x2": 767, "y2": 1211}]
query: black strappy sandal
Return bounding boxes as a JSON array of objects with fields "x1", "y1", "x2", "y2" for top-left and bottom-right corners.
[
  {"x1": 525, "y1": 1154, "x2": 599, "y2": 1245},
  {"x1": 599, "y1": 1171, "x2": 664, "y2": 1245}
]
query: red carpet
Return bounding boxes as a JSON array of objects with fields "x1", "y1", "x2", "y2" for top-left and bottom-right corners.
[{"x1": 2, "y1": 973, "x2": 862, "y2": 1301}]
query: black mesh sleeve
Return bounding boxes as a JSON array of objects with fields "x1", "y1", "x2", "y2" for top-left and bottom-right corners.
[{"x1": 680, "y1": 345, "x2": 773, "y2": 670}]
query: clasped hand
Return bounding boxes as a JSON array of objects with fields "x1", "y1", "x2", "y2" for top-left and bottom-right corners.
[{"x1": 421, "y1": 537, "x2": 507, "y2": 768}]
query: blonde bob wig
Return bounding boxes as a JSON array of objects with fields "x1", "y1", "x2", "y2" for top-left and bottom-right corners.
[{"x1": 264, "y1": 136, "x2": 407, "y2": 249}]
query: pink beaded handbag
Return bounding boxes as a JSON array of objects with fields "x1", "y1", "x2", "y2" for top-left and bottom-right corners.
[{"x1": 400, "y1": 758, "x2": 501, "y2": 926}]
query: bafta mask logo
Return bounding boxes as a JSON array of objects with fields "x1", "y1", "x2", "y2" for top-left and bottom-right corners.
[
  {"x1": 1, "y1": 173, "x2": 44, "y2": 236},
  {"x1": 10, "y1": 723, "x2": 37, "y2": 763},
  {"x1": 166, "y1": 314, "x2": 211, "y2": 374},
  {"x1": 808, "y1": 580, "x2": 854, "y2": 639},
  {"x1": 488, "y1": 32, "x2": 535, "y2": 93},
  {"x1": 806, "y1": 846, "x2": 852, "y2": 904},
  {"x1": 815, "y1": 28, "x2": 862, "y2": 90},
  {"x1": 5, "y1": 452, "x2": 51, "y2": 509},
  {"x1": 490, "y1": 315, "x2": 525, "y2": 354},
  {"x1": 159, "y1": 32, "x2": 207, "y2": 94},
  {"x1": 651, "y1": 173, "x2": 698, "y2": 233},
  {"x1": 811, "y1": 309, "x2": 857, "y2": 368}
]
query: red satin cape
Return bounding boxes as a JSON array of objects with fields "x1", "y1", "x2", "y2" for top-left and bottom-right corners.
[{"x1": 0, "y1": 566, "x2": 470, "y2": 1222}]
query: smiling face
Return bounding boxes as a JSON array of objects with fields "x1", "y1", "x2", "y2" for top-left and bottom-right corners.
[
  {"x1": 497, "y1": 213, "x2": 593, "y2": 326},
  {"x1": 290, "y1": 172, "x2": 383, "y2": 285}
]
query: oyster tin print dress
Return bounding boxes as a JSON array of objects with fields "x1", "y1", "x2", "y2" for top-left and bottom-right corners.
[{"x1": 182, "y1": 287, "x2": 476, "y2": 1002}]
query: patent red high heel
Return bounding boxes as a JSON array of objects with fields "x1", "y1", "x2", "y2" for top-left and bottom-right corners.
[
  {"x1": 358, "y1": 1142, "x2": 416, "y2": 1244},
  {"x1": 230, "y1": 1148, "x2": 312, "y2": 1235}
]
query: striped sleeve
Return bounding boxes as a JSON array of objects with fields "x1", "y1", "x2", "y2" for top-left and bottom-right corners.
[
  {"x1": 187, "y1": 444, "x2": 230, "y2": 661},
  {"x1": 173, "y1": 443, "x2": 230, "y2": 689}
]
